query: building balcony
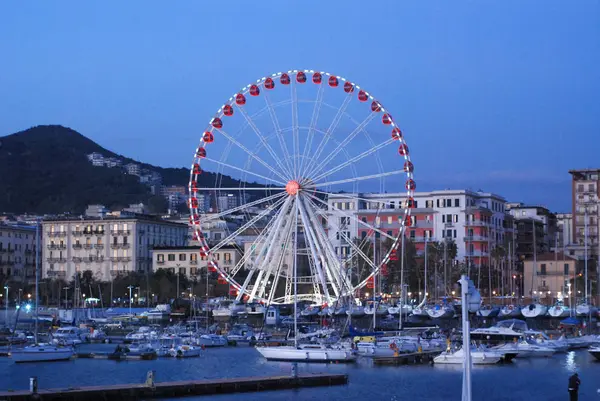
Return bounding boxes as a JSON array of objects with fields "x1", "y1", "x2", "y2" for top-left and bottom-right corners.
[
  {"x1": 94, "y1": 230, "x2": 105, "y2": 236},
  {"x1": 83, "y1": 256, "x2": 103, "y2": 263},
  {"x1": 72, "y1": 244, "x2": 83, "y2": 250},
  {"x1": 110, "y1": 229, "x2": 131, "y2": 236},
  {"x1": 72, "y1": 230, "x2": 83, "y2": 236},
  {"x1": 47, "y1": 244, "x2": 65, "y2": 250},
  {"x1": 47, "y1": 271, "x2": 66, "y2": 278},
  {"x1": 73, "y1": 257, "x2": 83, "y2": 263},
  {"x1": 46, "y1": 231, "x2": 67, "y2": 237},
  {"x1": 463, "y1": 235, "x2": 490, "y2": 242},
  {"x1": 94, "y1": 244, "x2": 104, "y2": 250},
  {"x1": 83, "y1": 230, "x2": 94, "y2": 236},
  {"x1": 46, "y1": 257, "x2": 67, "y2": 263},
  {"x1": 121, "y1": 243, "x2": 131, "y2": 249},
  {"x1": 410, "y1": 236, "x2": 436, "y2": 243},
  {"x1": 157, "y1": 260, "x2": 165, "y2": 265},
  {"x1": 466, "y1": 251, "x2": 489, "y2": 257},
  {"x1": 0, "y1": 249, "x2": 6, "y2": 254},
  {"x1": 83, "y1": 244, "x2": 94, "y2": 250},
  {"x1": 24, "y1": 249, "x2": 33, "y2": 255},
  {"x1": 6, "y1": 249, "x2": 15, "y2": 254},
  {"x1": 537, "y1": 286, "x2": 550, "y2": 293},
  {"x1": 464, "y1": 221, "x2": 488, "y2": 227},
  {"x1": 189, "y1": 260, "x2": 198, "y2": 265},
  {"x1": 444, "y1": 222, "x2": 455, "y2": 228},
  {"x1": 536, "y1": 271, "x2": 566, "y2": 277}
]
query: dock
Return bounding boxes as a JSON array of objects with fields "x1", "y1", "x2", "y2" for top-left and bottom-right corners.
[
  {"x1": 0, "y1": 373, "x2": 348, "y2": 400},
  {"x1": 372, "y1": 350, "x2": 441, "y2": 366}
]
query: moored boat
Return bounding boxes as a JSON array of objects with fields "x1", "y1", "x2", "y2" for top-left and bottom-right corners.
[{"x1": 256, "y1": 344, "x2": 356, "y2": 362}]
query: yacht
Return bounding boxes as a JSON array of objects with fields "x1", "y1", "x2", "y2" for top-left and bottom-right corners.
[
  {"x1": 300, "y1": 305, "x2": 321, "y2": 317},
  {"x1": 256, "y1": 343, "x2": 356, "y2": 362},
  {"x1": 364, "y1": 303, "x2": 389, "y2": 316},
  {"x1": 492, "y1": 340, "x2": 555, "y2": 358},
  {"x1": 168, "y1": 344, "x2": 201, "y2": 358},
  {"x1": 433, "y1": 348, "x2": 502, "y2": 365},
  {"x1": 521, "y1": 303, "x2": 548, "y2": 318},
  {"x1": 589, "y1": 347, "x2": 600, "y2": 361},
  {"x1": 51, "y1": 326, "x2": 89, "y2": 346},
  {"x1": 470, "y1": 319, "x2": 527, "y2": 344},
  {"x1": 345, "y1": 304, "x2": 365, "y2": 318},
  {"x1": 212, "y1": 301, "x2": 246, "y2": 318},
  {"x1": 499, "y1": 305, "x2": 522, "y2": 318},
  {"x1": 11, "y1": 344, "x2": 74, "y2": 363},
  {"x1": 196, "y1": 334, "x2": 228, "y2": 347},
  {"x1": 245, "y1": 303, "x2": 266, "y2": 315},
  {"x1": 576, "y1": 303, "x2": 597, "y2": 317},
  {"x1": 333, "y1": 306, "x2": 348, "y2": 316},
  {"x1": 427, "y1": 303, "x2": 455, "y2": 319},
  {"x1": 547, "y1": 301, "x2": 571, "y2": 318},
  {"x1": 477, "y1": 305, "x2": 500, "y2": 318}
]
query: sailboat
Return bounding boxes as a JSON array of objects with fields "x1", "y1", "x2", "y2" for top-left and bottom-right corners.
[
  {"x1": 255, "y1": 200, "x2": 356, "y2": 363},
  {"x1": 12, "y1": 221, "x2": 74, "y2": 363},
  {"x1": 521, "y1": 221, "x2": 547, "y2": 318}
]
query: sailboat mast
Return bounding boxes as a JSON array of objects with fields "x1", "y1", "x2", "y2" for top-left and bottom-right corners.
[
  {"x1": 532, "y1": 220, "x2": 537, "y2": 297},
  {"x1": 584, "y1": 208, "x2": 588, "y2": 305},
  {"x1": 399, "y1": 233, "x2": 405, "y2": 331},
  {"x1": 424, "y1": 237, "x2": 428, "y2": 301},
  {"x1": 34, "y1": 220, "x2": 39, "y2": 344},
  {"x1": 372, "y1": 231, "x2": 376, "y2": 330}
]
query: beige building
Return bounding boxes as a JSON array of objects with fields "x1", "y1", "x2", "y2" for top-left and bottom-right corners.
[
  {"x1": 42, "y1": 217, "x2": 188, "y2": 281},
  {"x1": 152, "y1": 246, "x2": 242, "y2": 278},
  {"x1": 523, "y1": 252, "x2": 577, "y2": 300},
  {"x1": 0, "y1": 223, "x2": 40, "y2": 282}
]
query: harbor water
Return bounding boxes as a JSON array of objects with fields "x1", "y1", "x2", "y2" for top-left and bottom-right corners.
[{"x1": 1, "y1": 344, "x2": 599, "y2": 400}]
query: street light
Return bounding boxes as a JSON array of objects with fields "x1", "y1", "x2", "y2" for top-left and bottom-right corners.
[
  {"x1": 127, "y1": 285, "x2": 134, "y2": 320},
  {"x1": 3, "y1": 286, "x2": 8, "y2": 325},
  {"x1": 63, "y1": 287, "x2": 69, "y2": 309}
]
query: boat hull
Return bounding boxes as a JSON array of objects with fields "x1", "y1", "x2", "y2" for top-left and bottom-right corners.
[
  {"x1": 521, "y1": 304, "x2": 548, "y2": 318},
  {"x1": 256, "y1": 346, "x2": 356, "y2": 363},
  {"x1": 12, "y1": 346, "x2": 73, "y2": 363}
]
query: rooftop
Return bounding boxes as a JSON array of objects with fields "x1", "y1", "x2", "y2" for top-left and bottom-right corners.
[
  {"x1": 524, "y1": 252, "x2": 577, "y2": 262},
  {"x1": 42, "y1": 215, "x2": 187, "y2": 227},
  {"x1": 152, "y1": 245, "x2": 240, "y2": 251}
]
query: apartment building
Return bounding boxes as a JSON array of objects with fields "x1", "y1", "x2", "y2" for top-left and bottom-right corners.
[
  {"x1": 0, "y1": 223, "x2": 39, "y2": 282},
  {"x1": 569, "y1": 169, "x2": 600, "y2": 258},
  {"x1": 42, "y1": 217, "x2": 188, "y2": 281},
  {"x1": 327, "y1": 189, "x2": 513, "y2": 266},
  {"x1": 523, "y1": 252, "x2": 577, "y2": 299},
  {"x1": 556, "y1": 213, "x2": 573, "y2": 249},
  {"x1": 152, "y1": 245, "x2": 242, "y2": 278}
]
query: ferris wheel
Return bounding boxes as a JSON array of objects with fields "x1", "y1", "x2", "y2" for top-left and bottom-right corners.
[{"x1": 188, "y1": 69, "x2": 415, "y2": 305}]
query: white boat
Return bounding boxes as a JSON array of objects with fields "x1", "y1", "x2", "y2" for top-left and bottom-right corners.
[
  {"x1": 364, "y1": 303, "x2": 389, "y2": 316},
  {"x1": 499, "y1": 305, "x2": 522, "y2": 318},
  {"x1": 589, "y1": 347, "x2": 600, "y2": 361},
  {"x1": 125, "y1": 326, "x2": 158, "y2": 342},
  {"x1": 256, "y1": 344, "x2": 356, "y2": 362},
  {"x1": 387, "y1": 305, "x2": 412, "y2": 316},
  {"x1": 434, "y1": 348, "x2": 502, "y2": 365},
  {"x1": 226, "y1": 325, "x2": 264, "y2": 344},
  {"x1": 576, "y1": 303, "x2": 597, "y2": 317},
  {"x1": 141, "y1": 304, "x2": 171, "y2": 320},
  {"x1": 11, "y1": 344, "x2": 74, "y2": 363},
  {"x1": 526, "y1": 332, "x2": 569, "y2": 352},
  {"x1": 333, "y1": 306, "x2": 347, "y2": 316},
  {"x1": 476, "y1": 305, "x2": 500, "y2": 318},
  {"x1": 212, "y1": 301, "x2": 246, "y2": 318},
  {"x1": 427, "y1": 304, "x2": 454, "y2": 319},
  {"x1": 196, "y1": 334, "x2": 227, "y2": 347},
  {"x1": 547, "y1": 302, "x2": 571, "y2": 318},
  {"x1": 470, "y1": 319, "x2": 527, "y2": 343},
  {"x1": 301, "y1": 305, "x2": 322, "y2": 317},
  {"x1": 411, "y1": 296, "x2": 430, "y2": 318},
  {"x1": 168, "y1": 344, "x2": 201, "y2": 358},
  {"x1": 354, "y1": 339, "x2": 418, "y2": 357},
  {"x1": 51, "y1": 326, "x2": 89, "y2": 346},
  {"x1": 492, "y1": 341, "x2": 555, "y2": 358},
  {"x1": 345, "y1": 304, "x2": 365, "y2": 317},
  {"x1": 521, "y1": 303, "x2": 548, "y2": 318}
]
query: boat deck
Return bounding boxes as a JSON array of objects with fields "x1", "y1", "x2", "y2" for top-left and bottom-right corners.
[{"x1": 372, "y1": 350, "x2": 441, "y2": 366}]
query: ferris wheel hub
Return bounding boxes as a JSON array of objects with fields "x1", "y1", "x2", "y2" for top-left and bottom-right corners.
[{"x1": 286, "y1": 180, "x2": 300, "y2": 196}]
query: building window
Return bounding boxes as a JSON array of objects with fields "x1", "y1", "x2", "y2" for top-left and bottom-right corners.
[
  {"x1": 454, "y1": 230, "x2": 457, "y2": 238},
  {"x1": 387, "y1": 230, "x2": 393, "y2": 236},
  {"x1": 454, "y1": 198, "x2": 460, "y2": 207},
  {"x1": 179, "y1": 267, "x2": 186, "y2": 275},
  {"x1": 390, "y1": 201, "x2": 395, "y2": 209},
  {"x1": 540, "y1": 263, "x2": 547, "y2": 275},
  {"x1": 578, "y1": 184, "x2": 584, "y2": 192},
  {"x1": 168, "y1": 254, "x2": 175, "y2": 262},
  {"x1": 157, "y1": 254, "x2": 164, "y2": 262},
  {"x1": 191, "y1": 253, "x2": 197, "y2": 262},
  {"x1": 224, "y1": 253, "x2": 231, "y2": 261},
  {"x1": 361, "y1": 217, "x2": 367, "y2": 223},
  {"x1": 179, "y1": 254, "x2": 186, "y2": 261},
  {"x1": 410, "y1": 230, "x2": 415, "y2": 238},
  {"x1": 361, "y1": 231, "x2": 367, "y2": 239},
  {"x1": 564, "y1": 263, "x2": 569, "y2": 275},
  {"x1": 387, "y1": 216, "x2": 392, "y2": 224},
  {"x1": 446, "y1": 229, "x2": 452, "y2": 238}
]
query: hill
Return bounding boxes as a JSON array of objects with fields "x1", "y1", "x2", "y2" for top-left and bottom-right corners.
[{"x1": 0, "y1": 125, "x2": 250, "y2": 214}]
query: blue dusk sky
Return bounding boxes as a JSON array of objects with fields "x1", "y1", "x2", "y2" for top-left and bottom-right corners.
[{"x1": 1, "y1": 1, "x2": 599, "y2": 212}]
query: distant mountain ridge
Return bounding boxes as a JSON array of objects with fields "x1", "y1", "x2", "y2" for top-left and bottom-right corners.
[{"x1": 0, "y1": 125, "x2": 246, "y2": 214}]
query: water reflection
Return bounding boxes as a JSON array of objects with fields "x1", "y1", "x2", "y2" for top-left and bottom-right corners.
[{"x1": 564, "y1": 351, "x2": 579, "y2": 373}]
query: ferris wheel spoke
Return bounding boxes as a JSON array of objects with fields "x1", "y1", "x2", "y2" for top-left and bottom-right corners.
[
  {"x1": 236, "y1": 106, "x2": 294, "y2": 179},
  {"x1": 291, "y1": 80, "x2": 300, "y2": 179},
  {"x1": 265, "y1": 223, "x2": 294, "y2": 305},
  {"x1": 298, "y1": 82, "x2": 325, "y2": 178},
  {"x1": 296, "y1": 195, "x2": 333, "y2": 302},
  {"x1": 305, "y1": 93, "x2": 354, "y2": 178},
  {"x1": 210, "y1": 196, "x2": 288, "y2": 253},
  {"x1": 307, "y1": 169, "x2": 405, "y2": 189},
  {"x1": 202, "y1": 192, "x2": 287, "y2": 222},
  {"x1": 307, "y1": 111, "x2": 377, "y2": 180},
  {"x1": 304, "y1": 192, "x2": 396, "y2": 241},
  {"x1": 203, "y1": 157, "x2": 287, "y2": 186},
  {"x1": 263, "y1": 93, "x2": 295, "y2": 178},
  {"x1": 310, "y1": 138, "x2": 396, "y2": 183},
  {"x1": 310, "y1": 189, "x2": 405, "y2": 209},
  {"x1": 213, "y1": 127, "x2": 289, "y2": 182},
  {"x1": 195, "y1": 187, "x2": 285, "y2": 191}
]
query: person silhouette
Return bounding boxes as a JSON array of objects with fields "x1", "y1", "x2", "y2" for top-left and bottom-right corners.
[{"x1": 568, "y1": 373, "x2": 580, "y2": 401}]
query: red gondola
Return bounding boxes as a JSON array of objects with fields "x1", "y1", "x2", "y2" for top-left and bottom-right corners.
[
  {"x1": 203, "y1": 132, "x2": 214, "y2": 143},
  {"x1": 405, "y1": 179, "x2": 416, "y2": 190},
  {"x1": 196, "y1": 147, "x2": 206, "y2": 158},
  {"x1": 328, "y1": 76, "x2": 339, "y2": 87},
  {"x1": 189, "y1": 214, "x2": 199, "y2": 225},
  {"x1": 211, "y1": 118, "x2": 223, "y2": 129},
  {"x1": 358, "y1": 90, "x2": 368, "y2": 102},
  {"x1": 398, "y1": 144, "x2": 409, "y2": 156},
  {"x1": 371, "y1": 101, "x2": 381, "y2": 112},
  {"x1": 344, "y1": 81, "x2": 354, "y2": 93},
  {"x1": 217, "y1": 276, "x2": 228, "y2": 285},
  {"x1": 223, "y1": 104, "x2": 233, "y2": 116},
  {"x1": 403, "y1": 161, "x2": 414, "y2": 173},
  {"x1": 390, "y1": 250, "x2": 399, "y2": 261},
  {"x1": 380, "y1": 264, "x2": 389, "y2": 276},
  {"x1": 312, "y1": 72, "x2": 322, "y2": 84},
  {"x1": 403, "y1": 216, "x2": 412, "y2": 227},
  {"x1": 208, "y1": 264, "x2": 217, "y2": 273},
  {"x1": 296, "y1": 71, "x2": 307, "y2": 83},
  {"x1": 382, "y1": 114, "x2": 392, "y2": 125},
  {"x1": 199, "y1": 250, "x2": 208, "y2": 258},
  {"x1": 406, "y1": 196, "x2": 416, "y2": 208},
  {"x1": 249, "y1": 84, "x2": 260, "y2": 96},
  {"x1": 280, "y1": 73, "x2": 291, "y2": 85},
  {"x1": 229, "y1": 288, "x2": 237, "y2": 296},
  {"x1": 190, "y1": 197, "x2": 198, "y2": 208},
  {"x1": 190, "y1": 181, "x2": 198, "y2": 192},
  {"x1": 264, "y1": 77, "x2": 275, "y2": 89},
  {"x1": 366, "y1": 276, "x2": 375, "y2": 289},
  {"x1": 192, "y1": 163, "x2": 201, "y2": 174},
  {"x1": 391, "y1": 127, "x2": 402, "y2": 140},
  {"x1": 235, "y1": 93, "x2": 246, "y2": 105}
]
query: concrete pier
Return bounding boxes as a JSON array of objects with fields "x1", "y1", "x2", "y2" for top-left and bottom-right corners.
[{"x1": 0, "y1": 373, "x2": 348, "y2": 400}]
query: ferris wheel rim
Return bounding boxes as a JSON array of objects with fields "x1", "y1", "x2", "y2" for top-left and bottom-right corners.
[{"x1": 188, "y1": 69, "x2": 416, "y2": 305}]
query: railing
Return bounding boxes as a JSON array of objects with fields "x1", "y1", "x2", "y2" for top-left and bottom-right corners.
[
  {"x1": 72, "y1": 244, "x2": 83, "y2": 250},
  {"x1": 110, "y1": 243, "x2": 120, "y2": 249},
  {"x1": 72, "y1": 257, "x2": 82, "y2": 263},
  {"x1": 72, "y1": 230, "x2": 83, "y2": 236},
  {"x1": 83, "y1": 244, "x2": 93, "y2": 250},
  {"x1": 536, "y1": 270, "x2": 566, "y2": 276},
  {"x1": 157, "y1": 260, "x2": 165, "y2": 265},
  {"x1": 189, "y1": 260, "x2": 198, "y2": 265},
  {"x1": 537, "y1": 286, "x2": 549, "y2": 292},
  {"x1": 94, "y1": 230, "x2": 105, "y2": 235},
  {"x1": 410, "y1": 236, "x2": 436, "y2": 243},
  {"x1": 94, "y1": 244, "x2": 104, "y2": 250},
  {"x1": 121, "y1": 257, "x2": 132, "y2": 262},
  {"x1": 47, "y1": 271, "x2": 66, "y2": 278},
  {"x1": 121, "y1": 243, "x2": 130, "y2": 249},
  {"x1": 110, "y1": 229, "x2": 131, "y2": 236},
  {"x1": 463, "y1": 235, "x2": 490, "y2": 242},
  {"x1": 47, "y1": 257, "x2": 67, "y2": 263},
  {"x1": 83, "y1": 230, "x2": 94, "y2": 236},
  {"x1": 464, "y1": 221, "x2": 488, "y2": 227},
  {"x1": 0, "y1": 249, "x2": 6, "y2": 254},
  {"x1": 46, "y1": 231, "x2": 67, "y2": 237},
  {"x1": 7, "y1": 249, "x2": 15, "y2": 253}
]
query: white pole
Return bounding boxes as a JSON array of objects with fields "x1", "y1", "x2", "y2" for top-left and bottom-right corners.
[
  {"x1": 399, "y1": 233, "x2": 405, "y2": 331},
  {"x1": 584, "y1": 209, "x2": 588, "y2": 306},
  {"x1": 460, "y1": 274, "x2": 472, "y2": 401},
  {"x1": 373, "y1": 232, "x2": 376, "y2": 330},
  {"x1": 293, "y1": 196, "x2": 299, "y2": 348}
]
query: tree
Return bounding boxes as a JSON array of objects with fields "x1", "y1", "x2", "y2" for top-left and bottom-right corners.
[{"x1": 147, "y1": 195, "x2": 168, "y2": 214}]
